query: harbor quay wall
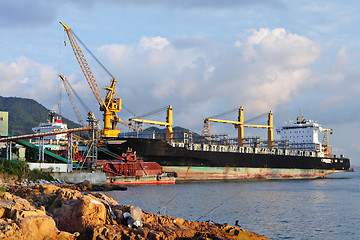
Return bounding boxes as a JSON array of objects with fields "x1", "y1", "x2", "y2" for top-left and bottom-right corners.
[
  {"x1": 51, "y1": 171, "x2": 107, "y2": 184},
  {"x1": 28, "y1": 163, "x2": 107, "y2": 184},
  {"x1": 28, "y1": 162, "x2": 68, "y2": 172}
]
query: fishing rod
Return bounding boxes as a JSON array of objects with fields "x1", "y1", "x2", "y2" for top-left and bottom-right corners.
[
  {"x1": 157, "y1": 194, "x2": 179, "y2": 215},
  {"x1": 196, "y1": 192, "x2": 240, "y2": 222}
]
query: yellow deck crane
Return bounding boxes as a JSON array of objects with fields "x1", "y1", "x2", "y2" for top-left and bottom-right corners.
[
  {"x1": 203, "y1": 106, "x2": 274, "y2": 149},
  {"x1": 60, "y1": 22, "x2": 122, "y2": 138},
  {"x1": 321, "y1": 128, "x2": 333, "y2": 157},
  {"x1": 129, "y1": 105, "x2": 173, "y2": 143}
]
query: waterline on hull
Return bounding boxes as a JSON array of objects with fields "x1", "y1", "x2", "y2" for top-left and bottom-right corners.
[{"x1": 162, "y1": 166, "x2": 342, "y2": 181}]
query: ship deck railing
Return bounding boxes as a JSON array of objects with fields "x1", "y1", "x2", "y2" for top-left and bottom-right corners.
[{"x1": 169, "y1": 142, "x2": 345, "y2": 159}]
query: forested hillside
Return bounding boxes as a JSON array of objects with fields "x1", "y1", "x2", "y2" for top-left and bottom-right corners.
[{"x1": 0, "y1": 96, "x2": 80, "y2": 136}]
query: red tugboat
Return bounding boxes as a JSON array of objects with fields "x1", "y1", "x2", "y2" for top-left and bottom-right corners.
[{"x1": 98, "y1": 148, "x2": 177, "y2": 185}]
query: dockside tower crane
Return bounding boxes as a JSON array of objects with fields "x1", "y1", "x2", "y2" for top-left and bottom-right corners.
[{"x1": 60, "y1": 22, "x2": 121, "y2": 138}]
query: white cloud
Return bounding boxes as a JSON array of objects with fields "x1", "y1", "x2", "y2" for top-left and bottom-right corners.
[
  {"x1": 139, "y1": 36, "x2": 170, "y2": 51},
  {"x1": 98, "y1": 44, "x2": 134, "y2": 65},
  {"x1": 243, "y1": 28, "x2": 320, "y2": 68},
  {"x1": 92, "y1": 28, "x2": 321, "y2": 131},
  {"x1": 0, "y1": 28, "x2": 321, "y2": 136},
  {"x1": 151, "y1": 77, "x2": 177, "y2": 99},
  {"x1": 0, "y1": 56, "x2": 58, "y2": 106},
  {"x1": 227, "y1": 28, "x2": 320, "y2": 114},
  {"x1": 336, "y1": 46, "x2": 350, "y2": 66}
]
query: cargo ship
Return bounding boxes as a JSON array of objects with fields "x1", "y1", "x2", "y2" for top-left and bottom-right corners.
[{"x1": 105, "y1": 113, "x2": 351, "y2": 181}]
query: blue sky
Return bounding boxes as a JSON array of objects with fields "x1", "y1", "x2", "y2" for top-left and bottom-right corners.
[{"x1": 1, "y1": 0, "x2": 360, "y2": 165}]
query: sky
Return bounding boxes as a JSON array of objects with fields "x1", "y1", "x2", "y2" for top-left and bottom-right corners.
[{"x1": 1, "y1": 0, "x2": 360, "y2": 165}]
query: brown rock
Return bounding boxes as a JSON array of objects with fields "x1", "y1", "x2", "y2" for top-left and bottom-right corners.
[
  {"x1": 39, "y1": 184, "x2": 61, "y2": 194},
  {"x1": 5, "y1": 184, "x2": 269, "y2": 240},
  {"x1": 57, "y1": 231, "x2": 77, "y2": 240},
  {"x1": 56, "y1": 188, "x2": 83, "y2": 201},
  {"x1": 88, "y1": 192, "x2": 118, "y2": 206},
  {"x1": 81, "y1": 180, "x2": 92, "y2": 189},
  {"x1": 17, "y1": 215, "x2": 59, "y2": 239},
  {"x1": 54, "y1": 195, "x2": 108, "y2": 235}
]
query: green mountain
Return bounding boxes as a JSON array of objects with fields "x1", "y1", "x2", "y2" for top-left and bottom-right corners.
[{"x1": 0, "y1": 96, "x2": 80, "y2": 136}]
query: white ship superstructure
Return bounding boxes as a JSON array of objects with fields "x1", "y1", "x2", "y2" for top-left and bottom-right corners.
[
  {"x1": 276, "y1": 116, "x2": 331, "y2": 157},
  {"x1": 31, "y1": 111, "x2": 68, "y2": 145}
]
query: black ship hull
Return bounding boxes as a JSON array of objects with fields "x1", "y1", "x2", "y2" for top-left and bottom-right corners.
[{"x1": 105, "y1": 138, "x2": 351, "y2": 181}]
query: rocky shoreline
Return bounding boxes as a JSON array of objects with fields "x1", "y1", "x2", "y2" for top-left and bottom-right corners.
[{"x1": 0, "y1": 183, "x2": 269, "y2": 240}]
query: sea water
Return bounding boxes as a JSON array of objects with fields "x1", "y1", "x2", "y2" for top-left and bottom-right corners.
[{"x1": 104, "y1": 169, "x2": 360, "y2": 240}]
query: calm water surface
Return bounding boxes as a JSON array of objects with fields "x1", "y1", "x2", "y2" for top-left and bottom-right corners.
[{"x1": 104, "y1": 170, "x2": 359, "y2": 240}]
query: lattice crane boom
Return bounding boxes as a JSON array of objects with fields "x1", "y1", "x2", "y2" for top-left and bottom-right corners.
[
  {"x1": 60, "y1": 22, "x2": 104, "y2": 107},
  {"x1": 58, "y1": 74, "x2": 86, "y2": 127},
  {"x1": 60, "y1": 22, "x2": 121, "y2": 138}
]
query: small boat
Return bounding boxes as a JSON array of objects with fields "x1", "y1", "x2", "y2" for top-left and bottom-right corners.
[{"x1": 98, "y1": 148, "x2": 177, "y2": 185}]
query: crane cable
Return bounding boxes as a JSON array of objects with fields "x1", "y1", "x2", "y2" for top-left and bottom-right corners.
[
  {"x1": 244, "y1": 112, "x2": 269, "y2": 124},
  {"x1": 136, "y1": 106, "x2": 169, "y2": 119},
  {"x1": 122, "y1": 105, "x2": 137, "y2": 117},
  {"x1": 71, "y1": 30, "x2": 115, "y2": 80},
  {"x1": 207, "y1": 107, "x2": 269, "y2": 124},
  {"x1": 208, "y1": 107, "x2": 239, "y2": 119},
  {"x1": 66, "y1": 79, "x2": 91, "y2": 113},
  {"x1": 57, "y1": 25, "x2": 65, "y2": 116}
]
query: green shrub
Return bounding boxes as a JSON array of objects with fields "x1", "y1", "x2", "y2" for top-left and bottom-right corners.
[
  {"x1": 0, "y1": 160, "x2": 29, "y2": 181},
  {"x1": 28, "y1": 168, "x2": 54, "y2": 182},
  {"x1": 0, "y1": 160, "x2": 54, "y2": 182},
  {"x1": 0, "y1": 185, "x2": 6, "y2": 197}
]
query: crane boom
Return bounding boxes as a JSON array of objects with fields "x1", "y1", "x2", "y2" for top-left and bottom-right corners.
[
  {"x1": 60, "y1": 22, "x2": 104, "y2": 107},
  {"x1": 60, "y1": 22, "x2": 122, "y2": 138},
  {"x1": 130, "y1": 119, "x2": 171, "y2": 127},
  {"x1": 58, "y1": 74, "x2": 86, "y2": 127}
]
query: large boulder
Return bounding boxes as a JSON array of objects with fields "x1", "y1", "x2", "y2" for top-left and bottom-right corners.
[
  {"x1": 0, "y1": 192, "x2": 75, "y2": 240},
  {"x1": 53, "y1": 195, "x2": 108, "y2": 235},
  {"x1": 17, "y1": 215, "x2": 64, "y2": 240}
]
